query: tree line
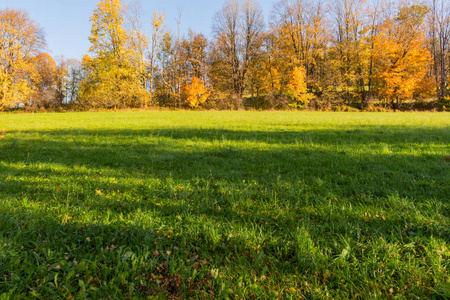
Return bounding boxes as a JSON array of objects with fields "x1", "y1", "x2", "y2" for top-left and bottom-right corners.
[{"x1": 1, "y1": 0, "x2": 450, "y2": 112}]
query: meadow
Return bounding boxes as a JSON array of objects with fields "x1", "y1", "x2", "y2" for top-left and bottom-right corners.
[{"x1": 0, "y1": 111, "x2": 449, "y2": 299}]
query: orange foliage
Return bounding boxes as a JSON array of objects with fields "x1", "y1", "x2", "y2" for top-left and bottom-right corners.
[
  {"x1": 182, "y1": 77, "x2": 209, "y2": 108},
  {"x1": 373, "y1": 10, "x2": 433, "y2": 107},
  {"x1": 284, "y1": 66, "x2": 314, "y2": 108}
]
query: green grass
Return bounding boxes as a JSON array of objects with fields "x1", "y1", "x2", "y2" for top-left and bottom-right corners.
[{"x1": 0, "y1": 111, "x2": 449, "y2": 299}]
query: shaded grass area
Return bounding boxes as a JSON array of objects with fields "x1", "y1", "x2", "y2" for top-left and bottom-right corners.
[{"x1": 0, "y1": 112, "x2": 449, "y2": 299}]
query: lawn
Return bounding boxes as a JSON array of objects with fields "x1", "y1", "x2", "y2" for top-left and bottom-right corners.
[{"x1": 0, "y1": 111, "x2": 449, "y2": 299}]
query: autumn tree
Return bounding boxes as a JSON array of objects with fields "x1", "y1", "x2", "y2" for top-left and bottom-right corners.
[
  {"x1": 152, "y1": 10, "x2": 187, "y2": 107},
  {"x1": 29, "y1": 54, "x2": 69, "y2": 108},
  {"x1": 125, "y1": 0, "x2": 149, "y2": 103},
  {"x1": 211, "y1": 0, "x2": 265, "y2": 96},
  {"x1": 246, "y1": 36, "x2": 272, "y2": 98},
  {"x1": 255, "y1": 31, "x2": 283, "y2": 95},
  {"x1": 148, "y1": 12, "x2": 165, "y2": 105},
  {"x1": 373, "y1": 4, "x2": 433, "y2": 109},
  {"x1": 180, "y1": 30, "x2": 209, "y2": 80},
  {"x1": 0, "y1": 9, "x2": 45, "y2": 109},
  {"x1": 428, "y1": 0, "x2": 450, "y2": 100},
  {"x1": 153, "y1": 15, "x2": 199, "y2": 107},
  {"x1": 53, "y1": 58, "x2": 69, "y2": 106},
  {"x1": 329, "y1": 0, "x2": 370, "y2": 106},
  {"x1": 31, "y1": 53, "x2": 57, "y2": 108},
  {"x1": 155, "y1": 31, "x2": 181, "y2": 106},
  {"x1": 182, "y1": 77, "x2": 209, "y2": 108},
  {"x1": 64, "y1": 59, "x2": 81, "y2": 104},
  {"x1": 80, "y1": 0, "x2": 147, "y2": 108},
  {"x1": 270, "y1": 0, "x2": 328, "y2": 91},
  {"x1": 284, "y1": 66, "x2": 314, "y2": 108},
  {"x1": 362, "y1": 0, "x2": 391, "y2": 107}
]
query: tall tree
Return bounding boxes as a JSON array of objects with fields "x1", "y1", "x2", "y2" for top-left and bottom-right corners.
[
  {"x1": 31, "y1": 53, "x2": 57, "y2": 108},
  {"x1": 373, "y1": 3, "x2": 433, "y2": 109},
  {"x1": 155, "y1": 32, "x2": 180, "y2": 106},
  {"x1": 153, "y1": 17, "x2": 187, "y2": 107},
  {"x1": 148, "y1": 12, "x2": 165, "y2": 106},
  {"x1": 211, "y1": 0, "x2": 264, "y2": 96},
  {"x1": 270, "y1": 0, "x2": 328, "y2": 90},
  {"x1": 125, "y1": 0, "x2": 149, "y2": 105},
  {"x1": 80, "y1": 0, "x2": 146, "y2": 108},
  {"x1": 284, "y1": 66, "x2": 314, "y2": 108},
  {"x1": 65, "y1": 59, "x2": 82, "y2": 104},
  {"x1": 180, "y1": 30, "x2": 209, "y2": 80},
  {"x1": 54, "y1": 57, "x2": 71, "y2": 107},
  {"x1": 0, "y1": 9, "x2": 45, "y2": 108},
  {"x1": 330, "y1": 0, "x2": 370, "y2": 106},
  {"x1": 364, "y1": 0, "x2": 389, "y2": 106},
  {"x1": 428, "y1": 0, "x2": 450, "y2": 100}
]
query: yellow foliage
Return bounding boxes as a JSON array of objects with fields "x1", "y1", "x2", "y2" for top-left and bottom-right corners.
[
  {"x1": 152, "y1": 12, "x2": 164, "y2": 28},
  {"x1": 284, "y1": 66, "x2": 314, "y2": 108},
  {"x1": 33, "y1": 53, "x2": 56, "y2": 85},
  {"x1": 256, "y1": 66, "x2": 281, "y2": 95},
  {"x1": 0, "y1": 9, "x2": 44, "y2": 108},
  {"x1": 414, "y1": 76, "x2": 437, "y2": 99},
  {"x1": 30, "y1": 53, "x2": 59, "y2": 107},
  {"x1": 373, "y1": 17, "x2": 432, "y2": 105},
  {"x1": 182, "y1": 77, "x2": 209, "y2": 108},
  {"x1": 80, "y1": 0, "x2": 148, "y2": 108}
]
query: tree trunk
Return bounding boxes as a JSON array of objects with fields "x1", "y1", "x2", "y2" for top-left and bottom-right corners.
[{"x1": 360, "y1": 78, "x2": 366, "y2": 109}]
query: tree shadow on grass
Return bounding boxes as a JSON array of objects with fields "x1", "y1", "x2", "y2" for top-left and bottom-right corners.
[
  {"x1": 1, "y1": 140, "x2": 448, "y2": 201},
  {"x1": 6, "y1": 124, "x2": 450, "y2": 145},
  {"x1": 1, "y1": 125, "x2": 448, "y2": 238},
  {"x1": 2, "y1": 125, "x2": 448, "y2": 183}
]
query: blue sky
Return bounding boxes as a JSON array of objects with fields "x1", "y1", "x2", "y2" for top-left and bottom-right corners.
[{"x1": 0, "y1": 0, "x2": 274, "y2": 60}]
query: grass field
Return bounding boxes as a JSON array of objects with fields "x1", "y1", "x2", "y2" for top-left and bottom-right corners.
[{"x1": 0, "y1": 111, "x2": 449, "y2": 299}]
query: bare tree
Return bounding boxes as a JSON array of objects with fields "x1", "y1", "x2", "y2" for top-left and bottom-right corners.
[
  {"x1": 66, "y1": 59, "x2": 81, "y2": 104},
  {"x1": 125, "y1": 0, "x2": 149, "y2": 106},
  {"x1": 211, "y1": 0, "x2": 264, "y2": 95},
  {"x1": 428, "y1": 0, "x2": 450, "y2": 100},
  {"x1": 148, "y1": 11, "x2": 165, "y2": 105}
]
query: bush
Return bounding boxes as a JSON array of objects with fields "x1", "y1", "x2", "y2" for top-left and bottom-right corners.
[
  {"x1": 334, "y1": 105, "x2": 360, "y2": 112},
  {"x1": 244, "y1": 94, "x2": 290, "y2": 110},
  {"x1": 206, "y1": 92, "x2": 244, "y2": 110},
  {"x1": 441, "y1": 96, "x2": 450, "y2": 112},
  {"x1": 155, "y1": 92, "x2": 182, "y2": 108},
  {"x1": 25, "y1": 106, "x2": 39, "y2": 113},
  {"x1": 364, "y1": 104, "x2": 388, "y2": 112}
]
